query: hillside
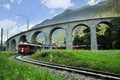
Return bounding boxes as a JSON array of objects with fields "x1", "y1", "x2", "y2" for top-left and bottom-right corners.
[
  {"x1": 95, "y1": 0, "x2": 120, "y2": 17},
  {"x1": 32, "y1": 0, "x2": 120, "y2": 29}
]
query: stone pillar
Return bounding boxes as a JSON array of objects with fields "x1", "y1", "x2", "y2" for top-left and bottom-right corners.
[
  {"x1": 9, "y1": 41, "x2": 12, "y2": 51},
  {"x1": 21, "y1": 32, "x2": 31, "y2": 43},
  {"x1": 66, "y1": 28, "x2": 73, "y2": 50},
  {"x1": 45, "y1": 34, "x2": 51, "y2": 45},
  {"x1": 44, "y1": 31, "x2": 51, "y2": 45},
  {"x1": 90, "y1": 26, "x2": 98, "y2": 50},
  {"x1": 27, "y1": 34, "x2": 32, "y2": 43},
  {"x1": 16, "y1": 40, "x2": 19, "y2": 51},
  {"x1": 6, "y1": 42, "x2": 9, "y2": 51}
]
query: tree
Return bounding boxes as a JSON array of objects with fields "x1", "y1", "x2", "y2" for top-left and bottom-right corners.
[
  {"x1": 73, "y1": 28, "x2": 90, "y2": 46},
  {"x1": 111, "y1": 17, "x2": 120, "y2": 49},
  {"x1": 73, "y1": 35, "x2": 82, "y2": 45},
  {"x1": 0, "y1": 46, "x2": 6, "y2": 51}
]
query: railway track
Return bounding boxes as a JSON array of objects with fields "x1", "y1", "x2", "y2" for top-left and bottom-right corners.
[{"x1": 16, "y1": 55, "x2": 120, "y2": 80}]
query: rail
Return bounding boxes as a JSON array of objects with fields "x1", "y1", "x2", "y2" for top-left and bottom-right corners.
[{"x1": 15, "y1": 55, "x2": 120, "y2": 80}]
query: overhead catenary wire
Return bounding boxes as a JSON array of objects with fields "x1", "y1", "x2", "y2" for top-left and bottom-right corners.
[
  {"x1": 11, "y1": 0, "x2": 48, "y2": 30},
  {"x1": 0, "y1": 0, "x2": 3, "y2": 20},
  {"x1": 0, "y1": 0, "x2": 49, "y2": 41},
  {"x1": 28, "y1": 0, "x2": 48, "y2": 19}
]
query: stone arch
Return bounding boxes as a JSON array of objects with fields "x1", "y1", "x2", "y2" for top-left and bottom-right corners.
[
  {"x1": 96, "y1": 21, "x2": 112, "y2": 50},
  {"x1": 97, "y1": 21, "x2": 112, "y2": 28},
  {"x1": 31, "y1": 31, "x2": 45, "y2": 44},
  {"x1": 19, "y1": 35, "x2": 27, "y2": 43},
  {"x1": 72, "y1": 24, "x2": 90, "y2": 31},
  {"x1": 10, "y1": 39, "x2": 16, "y2": 51},
  {"x1": 72, "y1": 24, "x2": 90, "y2": 50},
  {"x1": 49, "y1": 27, "x2": 66, "y2": 46}
]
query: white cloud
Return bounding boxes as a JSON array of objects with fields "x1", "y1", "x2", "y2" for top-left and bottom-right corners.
[
  {"x1": 87, "y1": 0, "x2": 101, "y2": 5},
  {"x1": 18, "y1": 25, "x2": 27, "y2": 32},
  {"x1": 10, "y1": 0, "x2": 14, "y2": 3},
  {"x1": 0, "y1": 19, "x2": 44, "y2": 41},
  {"x1": 18, "y1": 22, "x2": 38, "y2": 32},
  {"x1": 29, "y1": 20, "x2": 44, "y2": 29},
  {"x1": 10, "y1": 0, "x2": 22, "y2": 4},
  {"x1": 0, "y1": 19, "x2": 16, "y2": 29},
  {"x1": 8, "y1": 26, "x2": 18, "y2": 38},
  {"x1": 3, "y1": 3, "x2": 11, "y2": 10},
  {"x1": 41, "y1": 0, "x2": 74, "y2": 9},
  {"x1": 29, "y1": 24, "x2": 36, "y2": 29},
  {"x1": 18, "y1": 0, "x2": 22, "y2": 4},
  {"x1": 0, "y1": 19, "x2": 17, "y2": 41},
  {"x1": 49, "y1": 9, "x2": 56, "y2": 14}
]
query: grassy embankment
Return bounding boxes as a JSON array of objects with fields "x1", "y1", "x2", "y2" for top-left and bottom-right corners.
[
  {"x1": 31, "y1": 50, "x2": 120, "y2": 74},
  {"x1": 0, "y1": 52, "x2": 65, "y2": 80}
]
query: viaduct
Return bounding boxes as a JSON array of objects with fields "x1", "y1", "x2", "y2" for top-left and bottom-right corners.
[{"x1": 6, "y1": 17, "x2": 112, "y2": 52}]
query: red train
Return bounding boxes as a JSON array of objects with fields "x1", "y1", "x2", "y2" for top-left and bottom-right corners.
[
  {"x1": 18, "y1": 43, "x2": 90, "y2": 55},
  {"x1": 18, "y1": 43, "x2": 66, "y2": 55},
  {"x1": 18, "y1": 43, "x2": 41, "y2": 55}
]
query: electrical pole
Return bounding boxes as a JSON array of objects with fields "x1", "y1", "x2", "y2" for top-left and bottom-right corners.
[
  {"x1": 18, "y1": 15, "x2": 29, "y2": 30},
  {"x1": 1, "y1": 28, "x2": 3, "y2": 51},
  {"x1": 7, "y1": 29, "x2": 9, "y2": 40}
]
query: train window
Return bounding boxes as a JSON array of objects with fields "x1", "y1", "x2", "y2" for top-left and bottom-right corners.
[
  {"x1": 44, "y1": 47, "x2": 46, "y2": 50},
  {"x1": 52, "y1": 47, "x2": 55, "y2": 49}
]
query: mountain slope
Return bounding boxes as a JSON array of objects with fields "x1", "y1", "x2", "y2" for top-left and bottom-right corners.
[
  {"x1": 33, "y1": 3, "x2": 102, "y2": 28},
  {"x1": 32, "y1": 0, "x2": 120, "y2": 29},
  {"x1": 95, "y1": 0, "x2": 120, "y2": 17}
]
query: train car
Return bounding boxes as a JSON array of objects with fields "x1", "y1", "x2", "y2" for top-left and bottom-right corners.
[
  {"x1": 73, "y1": 45, "x2": 90, "y2": 50},
  {"x1": 56, "y1": 45, "x2": 66, "y2": 50},
  {"x1": 40, "y1": 45, "x2": 56, "y2": 50},
  {"x1": 73, "y1": 45, "x2": 81, "y2": 50},
  {"x1": 18, "y1": 42, "x2": 41, "y2": 55}
]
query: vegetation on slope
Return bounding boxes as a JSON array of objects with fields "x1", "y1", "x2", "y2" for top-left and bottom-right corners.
[
  {"x1": 96, "y1": 0, "x2": 120, "y2": 17},
  {"x1": 31, "y1": 50, "x2": 120, "y2": 74}
]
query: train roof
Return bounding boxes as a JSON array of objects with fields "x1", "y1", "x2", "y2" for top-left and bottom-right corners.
[{"x1": 18, "y1": 42, "x2": 41, "y2": 46}]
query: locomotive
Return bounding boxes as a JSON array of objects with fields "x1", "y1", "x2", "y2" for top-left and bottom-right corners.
[{"x1": 18, "y1": 42, "x2": 41, "y2": 55}]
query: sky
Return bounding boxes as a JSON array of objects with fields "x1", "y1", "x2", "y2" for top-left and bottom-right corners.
[{"x1": 0, "y1": 0, "x2": 105, "y2": 41}]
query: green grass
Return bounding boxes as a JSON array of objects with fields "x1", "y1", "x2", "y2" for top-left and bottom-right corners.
[
  {"x1": 0, "y1": 52, "x2": 65, "y2": 80},
  {"x1": 31, "y1": 50, "x2": 120, "y2": 74}
]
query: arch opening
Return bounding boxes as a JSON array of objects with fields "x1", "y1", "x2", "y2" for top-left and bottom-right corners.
[
  {"x1": 31, "y1": 31, "x2": 45, "y2": 45},
  {"x1": 50, "y1": 28, "x2": 66, "y2": 46},
  {"x1": 97, "y1": 22, "x2": 112, "y2": 50},
  {"x1": 10, "y1": 39, "x2": 16, "y2": 51},
  {"x1": 19, "y1": 35, "x2": 27, "y2": 43},
  {"x1": 97, "y1": 21, "x2": 120, "y2": 50},
  {"x1": 72, "y1": 24, "x2": 90, "y2": 50}
]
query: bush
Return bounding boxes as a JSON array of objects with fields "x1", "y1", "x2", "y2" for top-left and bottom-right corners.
[{"x1": 0, "y1": 46, "x2": 6, "y2": 51}]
